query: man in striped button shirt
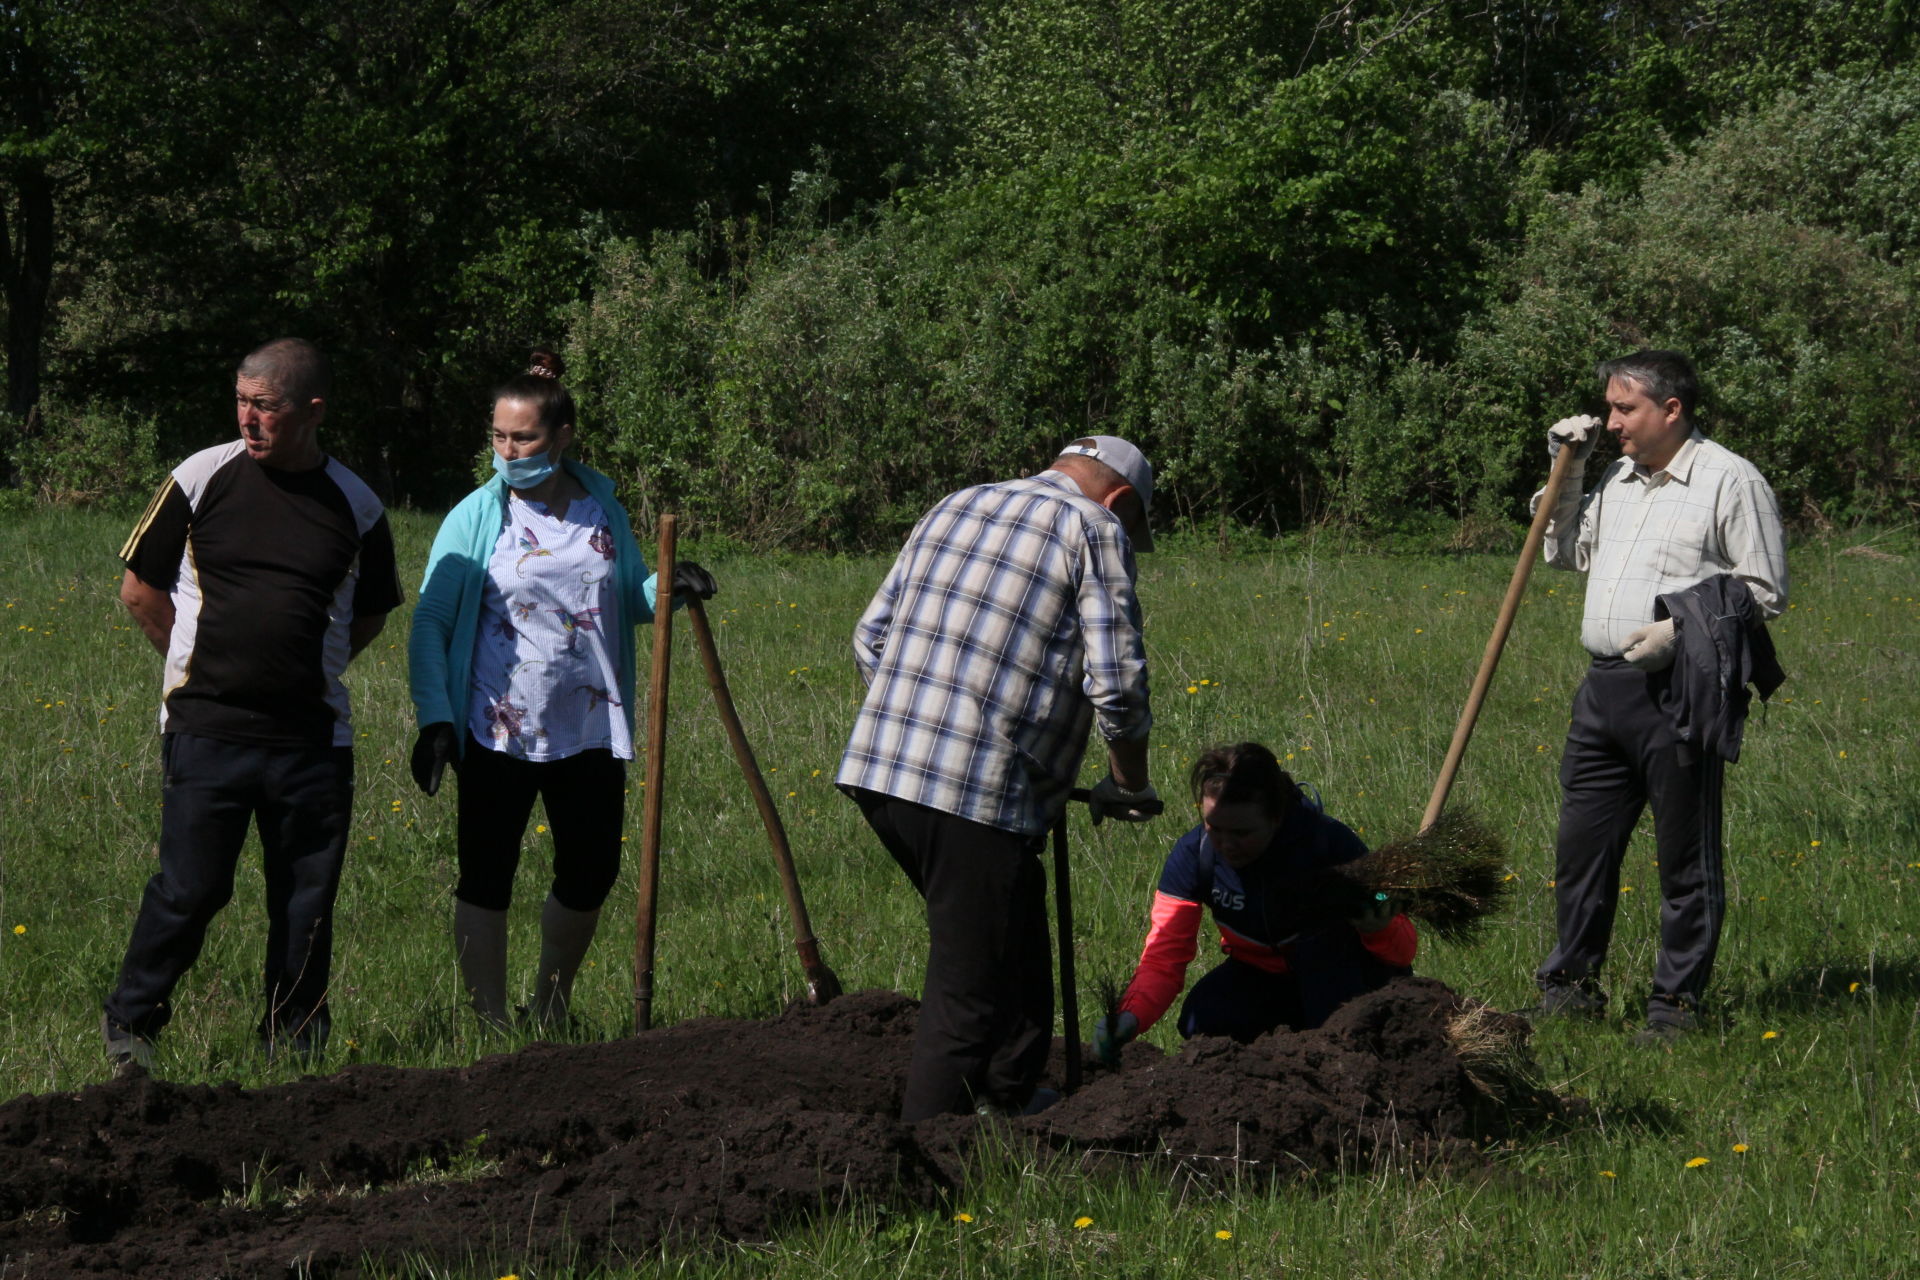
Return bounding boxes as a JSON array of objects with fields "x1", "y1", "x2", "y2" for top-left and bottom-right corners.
[
  {"x1": 1532, "y1": 349, "x2": 1789, "y2": 1043},
  {"x1": 838, "y1": 436, "x2": 1159, "y2": 1120}
]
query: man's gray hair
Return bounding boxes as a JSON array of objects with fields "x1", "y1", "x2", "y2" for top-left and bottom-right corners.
[
  {"x1": 238, "y1": 337, "x2": 332, "y2": 403},
  {"x1": 1597, "y1": 349, "x2": 1699, "y2": 426}
]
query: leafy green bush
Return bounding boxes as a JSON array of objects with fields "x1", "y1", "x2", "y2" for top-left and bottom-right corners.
[
  {"x1": 564, "y1": 20, "x2": 1920, "y2": 548},
  {"x1": 1437, "y1": 67, "x2": 1920, "y2": 526},
  {"x1": 566, "y1": 3, "x2": 1521, "y2": 548},
  {"x1": 2, "y1": 401, "x2": 167, "y2": 508}
]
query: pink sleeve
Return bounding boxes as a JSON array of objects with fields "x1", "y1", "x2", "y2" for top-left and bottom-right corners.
[
  {"x1": 1118, "y1": 891, "x2": 1203, "y2": 1033},
  {"x1": 1358, "y1": 913, "x2": 1417, "y2": 969}
]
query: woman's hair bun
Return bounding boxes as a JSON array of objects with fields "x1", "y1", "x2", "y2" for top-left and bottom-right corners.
[{"x1": 495, "y1": 347, "x2": 576, "y2": 431}]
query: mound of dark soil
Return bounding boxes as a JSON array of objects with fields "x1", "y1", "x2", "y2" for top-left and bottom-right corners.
[{"x1": 0, "y1": 979, "x2": 1560, "y2": 1277}]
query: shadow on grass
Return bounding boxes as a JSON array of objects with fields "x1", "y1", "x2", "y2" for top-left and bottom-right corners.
[
  {"x1": 1731, "y1": 954, "x2": 1920, "y2": 1016},
  {"x1": 1580, "y1": 1092, "x2": 1686, "y2": 1137}
]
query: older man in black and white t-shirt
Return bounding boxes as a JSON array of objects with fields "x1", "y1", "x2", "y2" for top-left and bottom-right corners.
[
  {"x1": 1531, "y1": 349, "x2": 1788, "y2": 1043},
  {"x1": 103, "y1": 338, "x2": 401, "y2": 1072}
]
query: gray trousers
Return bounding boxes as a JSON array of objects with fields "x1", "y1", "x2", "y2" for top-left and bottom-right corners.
[{"x1": 1537, "y1": 659, "x2": 1726, "y2": 1012}]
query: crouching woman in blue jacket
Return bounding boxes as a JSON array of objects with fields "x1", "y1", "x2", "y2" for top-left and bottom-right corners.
[{"x1": 1098, "y1": 742, "x2": 1415, "y2": 1061}]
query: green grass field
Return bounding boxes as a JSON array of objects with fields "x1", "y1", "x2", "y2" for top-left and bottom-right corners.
[{"x1": 3, "y1": 506, "x2": 1917, "y2": 1277}]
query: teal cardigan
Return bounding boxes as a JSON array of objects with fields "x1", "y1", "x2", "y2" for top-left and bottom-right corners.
[{"x1": 408, "y1": 460, "x2": 659, "y2": 755}]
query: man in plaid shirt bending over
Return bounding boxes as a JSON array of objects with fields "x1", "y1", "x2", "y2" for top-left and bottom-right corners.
[
  {"x1": 838, "y1": 437, "x2": 1160, "y2": 1120},
  {"x1": 1533, "y1": 349, "x2": 1789, "y2": 1044}
]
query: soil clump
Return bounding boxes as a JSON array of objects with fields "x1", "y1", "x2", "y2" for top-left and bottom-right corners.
[{"x1": 0, "y1": 978, "x2": 1560, "y2": 1276}]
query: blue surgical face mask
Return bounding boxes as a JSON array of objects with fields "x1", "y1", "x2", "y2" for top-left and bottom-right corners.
[{"x1": 492, "y1": 449, "x2": 557, "y2": 489}]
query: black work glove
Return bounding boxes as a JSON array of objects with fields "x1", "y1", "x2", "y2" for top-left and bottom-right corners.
[
  {"x1": 672, "y1": 560, "x2": 718, "y2": 602},
  {"x1": 1087, "y1": 775, "x2": 1161, "y2": 827},
  {"x1": 410, "y1": 722, "x2": 457, "y2": 796}
]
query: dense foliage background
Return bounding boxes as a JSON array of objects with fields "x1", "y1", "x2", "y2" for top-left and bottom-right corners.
[{"x1": 5, "y1": 0, "x2": 1918, "y2": 543}]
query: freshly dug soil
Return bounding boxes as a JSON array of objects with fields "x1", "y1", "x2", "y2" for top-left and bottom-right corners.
[{"x1": 0, "y1": 979, "x2": 1560, "y2": 1277}]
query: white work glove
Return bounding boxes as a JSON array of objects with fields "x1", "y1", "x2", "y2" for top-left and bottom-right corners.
[
  {"x1": 1623, "y1": 617, "x2": 1678, "y2": 671},
  {"x1": 1094, "y1": 1010, "x2": 1138, "y2": 1067},
  {"x1": 1547, "y1": 415, "x2": 1602, "y2": 468},
  {"x1": 1088, "y1": 775, "x2": 1160, "y2": 827}
]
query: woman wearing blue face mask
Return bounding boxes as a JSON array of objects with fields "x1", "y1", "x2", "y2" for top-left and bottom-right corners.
[{"x1": 408, "y1": 349, "x2": 716, "y2": 1031}]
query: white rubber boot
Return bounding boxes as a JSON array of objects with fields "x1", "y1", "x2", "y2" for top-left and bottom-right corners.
[
  {"x1": 531, "y1": 894, "x2": 600, "y2": 1028},
  {"x1": 453, "y1": 900, "x2": 511, "y2": 1031}
]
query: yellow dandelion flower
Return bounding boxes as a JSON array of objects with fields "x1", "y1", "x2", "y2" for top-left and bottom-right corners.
[
  {"x1": 1849, "y1": 981, "x2": 1861, "y2": 993},
  {"x1": 954, "y1": 1212, "x2": 973, "y2": 1223},
  {"x1": 11, "y1": 924, "x2": 24, "y2": 936},
  {"x1": 536, "y1": 824, "x2": 548, "y2": 834},
  {"x1": 1215, "y1": 1229, "x2": 1233, "y2": 1240},
  {"x1": 1186, "y1": 685, "x2": 1199, "y2": 694},
  {"x1": 1599, "y1": 1170, "x2": 1616, "y2": 1178},
  {"x1": 1073, "y1": 1216, "x2": 1093, "y2": 1230},
  {"x1": 1685, "y1": 1157, "x2": 1710, "y2": 1169},
  {"x1": 1810, "y1": 839, "x2": 1821, "y2": 848},
  {"x1": 1732, "y1": 1144, "x2": 1750, "y2": 1153},
  {"x1": 1762, "y1": 1030, "x2": 1779, "y2": 1040}
]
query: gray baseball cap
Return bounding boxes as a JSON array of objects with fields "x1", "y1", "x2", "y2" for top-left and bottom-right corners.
[{"x1": 1058, "y1": 435, "x2": 1155, "y2": 551}]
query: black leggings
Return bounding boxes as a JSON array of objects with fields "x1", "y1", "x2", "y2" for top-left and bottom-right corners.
[{"x1": 454, "y1": 734, "x2": 626, "y2": 912}]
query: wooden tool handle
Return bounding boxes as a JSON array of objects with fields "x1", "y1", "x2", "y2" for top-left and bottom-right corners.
[
  {"x1": 633, "y1": 513, "x2": 676, "y2": 1032},
  {"x1": 685, "y1": 597, "x2": 840, "y2": 1002}
]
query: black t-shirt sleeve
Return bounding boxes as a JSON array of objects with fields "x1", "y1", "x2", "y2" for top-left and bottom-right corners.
[
  {"x1": 120, "y1": 476, "x2": 192, "y2": 591},
  {"x1": 353, "y1": 513, "x2": 404, "y2": 618}
]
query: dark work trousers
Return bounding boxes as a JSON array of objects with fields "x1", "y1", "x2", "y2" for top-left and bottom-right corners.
[
  {"x1": 1538, "y1": 658, "x2": 1727, "y2": 1012},
  {"x1": 1178, "y1": 929, "x2": 1405, "y2": 1041},
  {"x1": 454, "y1": 734, "x2": 626, "y2": 912},
  {"x1": 850, "y1": 789, "x2": 1052, "y2": 1121},
  {"x1": 104, "y1": 732, "x2": 354, "y2": 1045}
]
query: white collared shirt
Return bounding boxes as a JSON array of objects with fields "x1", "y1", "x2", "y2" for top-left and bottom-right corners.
[{"x1": 1536, "y1": 432, "x2": 1789, "y2": 656}]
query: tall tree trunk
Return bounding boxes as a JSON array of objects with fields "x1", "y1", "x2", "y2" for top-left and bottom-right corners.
[{"x1": 3, "y1": 158, "x2": 55, "y2": 417}]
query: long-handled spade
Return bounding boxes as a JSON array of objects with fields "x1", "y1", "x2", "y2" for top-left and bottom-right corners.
[
  {"x1": 1423, "y1": 442, "x2": 1584, "y2": 835},
  {"x1": 1332, "y1": 442, "x2": 1586, "y2": 932},
  {"x1": 683, "y1": 596, "x2": 843, "y2": 1006}
]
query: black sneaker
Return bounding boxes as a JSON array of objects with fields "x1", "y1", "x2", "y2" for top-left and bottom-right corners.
[
  {"x1": 261, "y1": 1023, "x2": 329, "y2": 1066},
  {"x1": 1535, "y1": 980, "x2": 1607, "y2": 1020},
  {"x1": 1631, "y1": 1003, "x2": 1700, "y2": 1048},
  {"x1": 101, "y1": 1014, "x2": 154, "y2": 1078}
]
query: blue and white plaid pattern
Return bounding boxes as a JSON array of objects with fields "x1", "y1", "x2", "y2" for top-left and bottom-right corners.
[
  {"x1": 1540, "y1": 434, "x2": 1789, "y2": 656},
  {"x1": 837, "y1": 470, "x2": 1151, "y2": 836}
]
